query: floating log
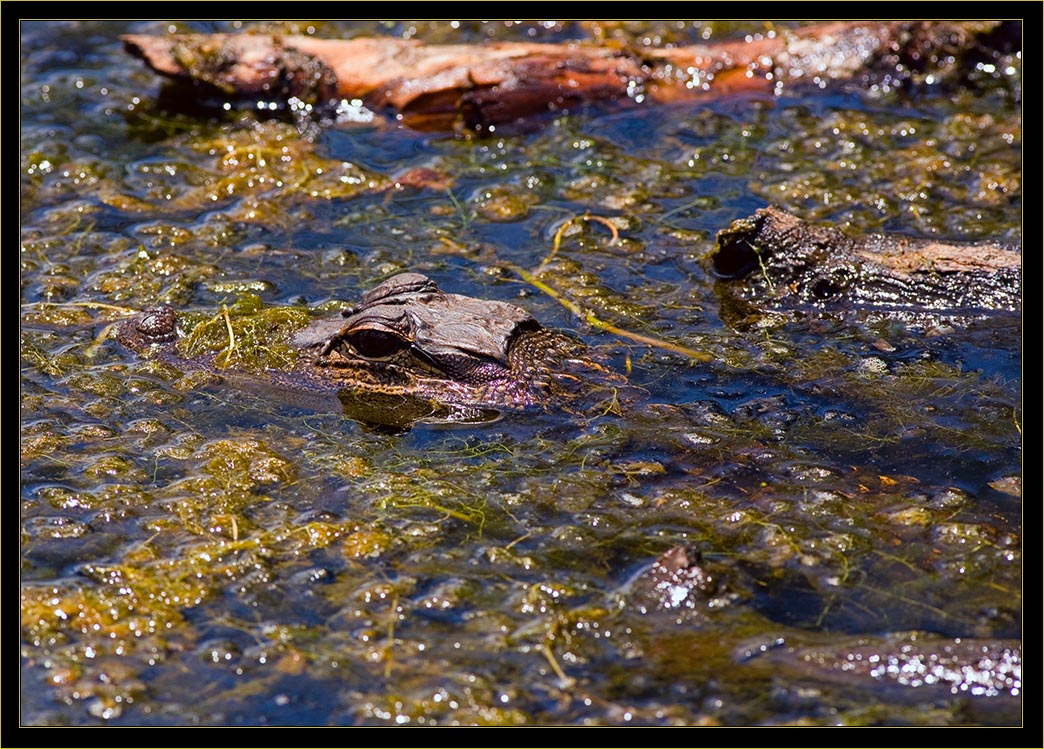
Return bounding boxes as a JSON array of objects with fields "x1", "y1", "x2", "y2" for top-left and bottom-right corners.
[{"x1": 123, "y1": 21, "x2": 1015, "y2": 132}]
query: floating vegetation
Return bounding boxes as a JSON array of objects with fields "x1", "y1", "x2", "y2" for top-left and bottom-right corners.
[{"x1": 176, "y1": 295, "x2": 311, "y2": 372}]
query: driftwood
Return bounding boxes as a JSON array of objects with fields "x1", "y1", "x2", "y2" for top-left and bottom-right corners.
[
  {"x1": 710, "y1": 206, "x2": 1022, "y2": 313},
  {"x1": 122, "y1": 21, "x2": 1015, "y2": 132}
]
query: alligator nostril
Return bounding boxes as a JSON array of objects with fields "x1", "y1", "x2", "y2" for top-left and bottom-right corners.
[
  {"x1": 115, "y1": 307, "x2": 178, "y2": 349},
  {"x1": 136, "y1": 307, "x2": 178, "y2": 342}
]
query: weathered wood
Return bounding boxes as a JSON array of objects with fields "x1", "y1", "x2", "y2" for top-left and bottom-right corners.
[
  {"x1": 710, "y1": 206, "x2": 1021, "y2": 313},
  {"x1": 122, "y1": 21, "x2": 1014, "y2": 132},
  {"x1": 122, "y1": 33, "x2": 644, "y2": 131}
]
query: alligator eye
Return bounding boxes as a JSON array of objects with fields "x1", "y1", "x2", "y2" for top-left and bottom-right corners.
[
  {"x1": 811, "y1": 277, "x2": 843, "y2": 301},
  {"x1": 347, "y1": 329, "x2": 408, "y2": 359},
  {"x1": 811, "y1": 270, "x2": 852, "y2": 302}
]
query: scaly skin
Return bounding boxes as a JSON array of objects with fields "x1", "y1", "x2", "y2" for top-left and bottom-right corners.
[{"x1": 116, "y1": 273, "x2": 619, "y2": 423}]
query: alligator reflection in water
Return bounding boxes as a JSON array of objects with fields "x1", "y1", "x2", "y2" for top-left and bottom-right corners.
[{"x1": 115, "y1": 273, "x2": 626, "y2": 430}]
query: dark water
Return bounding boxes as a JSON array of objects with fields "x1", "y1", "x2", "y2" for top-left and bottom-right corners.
[{"x1": 20, "y1": 20, "x2": 1021, "y2": 725}]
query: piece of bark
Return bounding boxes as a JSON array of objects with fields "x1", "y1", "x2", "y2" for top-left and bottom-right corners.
[
  {"x1": 122, "y1": 34, "x2": 645, "y2": 131},
  {"x1": 122, "y1": 21, "x2": 1015, "y2": 132},
  {"x1": 710, "y1": 206, "x2": 1021, "y2": 313}
]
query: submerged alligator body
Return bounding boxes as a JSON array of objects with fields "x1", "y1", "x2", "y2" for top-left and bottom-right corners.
[
  {"x1": 626, "y1": 546, "x2": 1021, "y2": 719},
  {"x1": 116, "y1": 273, "x2": 619, "y2": 427},
  {"x1": 736, "y1": 630, "x2": 1021, "y2": 723}
]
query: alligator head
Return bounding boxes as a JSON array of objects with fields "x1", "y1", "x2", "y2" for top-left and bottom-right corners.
[{"x1": 115, "y1": 273, "x2": 619, "y2": 429}]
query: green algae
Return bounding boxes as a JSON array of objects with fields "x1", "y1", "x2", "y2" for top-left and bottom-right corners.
[{"x1": 175, "y1": 297, "x2": 311, "y2": 373}]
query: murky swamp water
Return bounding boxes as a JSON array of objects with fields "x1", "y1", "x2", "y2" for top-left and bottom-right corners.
[{"x1": 20, "y1": 21, "x2": 1022, "y2": 726}]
